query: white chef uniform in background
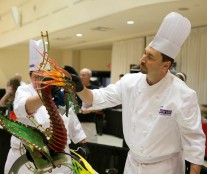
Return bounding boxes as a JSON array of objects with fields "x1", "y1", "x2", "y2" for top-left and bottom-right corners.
[{"x1": 4, "y1": 40, "x2": 86, "y2": 174}]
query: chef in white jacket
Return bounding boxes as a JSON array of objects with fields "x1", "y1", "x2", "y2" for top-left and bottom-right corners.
[
  {"x1": 72, "y1": 12, "x2": 206, "y2": 174},
  {"x1": 4, "y1": 40, "x2": 87, "y2": 174}
]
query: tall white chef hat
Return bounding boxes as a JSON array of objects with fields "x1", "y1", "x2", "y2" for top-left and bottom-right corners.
[
  {"x1": 149, "y1": 12, "x2": 191, "y2": 59},
  {"x1": 29, "y1": 39, "x2": 50, "y2": 71}
]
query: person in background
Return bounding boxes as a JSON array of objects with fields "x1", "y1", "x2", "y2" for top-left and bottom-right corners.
[
  {"x1": 71, "y1": 12, "x2": 205, "y2": 174},
  {"x1": 176, "y1": 72, "x2": 187, "y2": 82},
  {"x1": 4, "y1": 40, "x2": 87, "y2": 174},
  {"x1": 64, "y1": 67, "x2": 99, "y2": 142},
  {"x1": 0, "y1": 77, "x2": 20, "y2": 120},
  {"x1": 14, "y1": 73, "x2": 27, "y2": 86},
  {"x1": 80, "y1": 68, "x2": 105, "y2": 137},
  {"x1": 119, "y1": 74, "x2": 124, "y2": 79}
]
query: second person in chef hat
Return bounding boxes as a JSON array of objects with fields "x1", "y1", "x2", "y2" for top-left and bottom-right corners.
[{"x1": 5, "y1": 39, "x2": 88, "y2": 174}]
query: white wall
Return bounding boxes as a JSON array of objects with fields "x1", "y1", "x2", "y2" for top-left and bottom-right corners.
[
  {"x1": 0, "y1": 46, "x2": 29, "y2": 88},
  {"x1": 0, "y1": 46, "x2": 112, "y2": 88},
  {"x1": 80, "y1": 48, "x2": 111, "y2": 72}
]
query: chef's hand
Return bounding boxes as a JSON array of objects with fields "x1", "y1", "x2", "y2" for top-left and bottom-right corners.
[
  {"x1": 71, "y1": 74, "x2": 84, "y2": 92},
  {"x1": 51, "y1": 85, "x2": 61, "y2": 97},
  {"x1": 51, "y1": 85, "x2": 65, "y2": 107}
]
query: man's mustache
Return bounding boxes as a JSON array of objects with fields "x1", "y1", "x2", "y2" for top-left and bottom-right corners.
[{"x1": 140, "y1": 62, "x2": 145, "y2": 67}]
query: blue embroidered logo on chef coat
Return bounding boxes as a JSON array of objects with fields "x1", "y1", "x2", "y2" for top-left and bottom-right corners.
[
  {"x1": 159, "y1": 109, "x2": 172, "y2": 116},
  {"x1": 30, "y1": 64, "x2": 35, "y2": 68}
]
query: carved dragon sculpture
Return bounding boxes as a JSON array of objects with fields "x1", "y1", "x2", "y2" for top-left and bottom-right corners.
[{"x1": 0, "y1": 32, "x2": 96, "y2": 174}]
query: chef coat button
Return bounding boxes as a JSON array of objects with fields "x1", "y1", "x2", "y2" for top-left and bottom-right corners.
[{"x1": 132, "y1": 125, "x2": 136, "y2": 131}]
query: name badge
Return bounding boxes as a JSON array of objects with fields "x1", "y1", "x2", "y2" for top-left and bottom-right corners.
[{"x1": 159, "y1": 109, "x2": 172, "y2": 116}]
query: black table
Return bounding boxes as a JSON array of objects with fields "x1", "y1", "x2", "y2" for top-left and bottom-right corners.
[
  {"x1": 103, "y1": 108, "x2": 124, "y2": 138},
  {"x1": 0, "y1": 128, "x2": 11, "y2": 174}
]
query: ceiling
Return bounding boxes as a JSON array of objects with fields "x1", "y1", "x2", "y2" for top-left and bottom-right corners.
[{"x1": 13, "y1": 0, "x2": 207, "y2": 50}]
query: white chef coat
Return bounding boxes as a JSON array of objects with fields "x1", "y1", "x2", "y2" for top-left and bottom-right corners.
[
  {"x1": 87, "y1": 71, "x2": 206, "y2": 174},
  {"x1": 4, "y1": 83, "x2": 86, "y2": 174}
]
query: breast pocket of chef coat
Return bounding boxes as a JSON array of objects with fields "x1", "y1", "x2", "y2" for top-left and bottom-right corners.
[{"x1": 153, "y1": 107, "x2": 175, "y2": 128}]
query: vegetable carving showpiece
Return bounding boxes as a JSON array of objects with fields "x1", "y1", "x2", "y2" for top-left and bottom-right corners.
[{"x1": 0, "y1": 32, "x2": 96, "y2": 174}]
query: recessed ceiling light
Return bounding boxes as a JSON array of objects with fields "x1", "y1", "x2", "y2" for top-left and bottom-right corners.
[
  {"x1": 76, "y1": 33, "x2": 82, "y2": 37},
  {"x1": 127, "y1": 20, "x2": 134, "y2": 25}
]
